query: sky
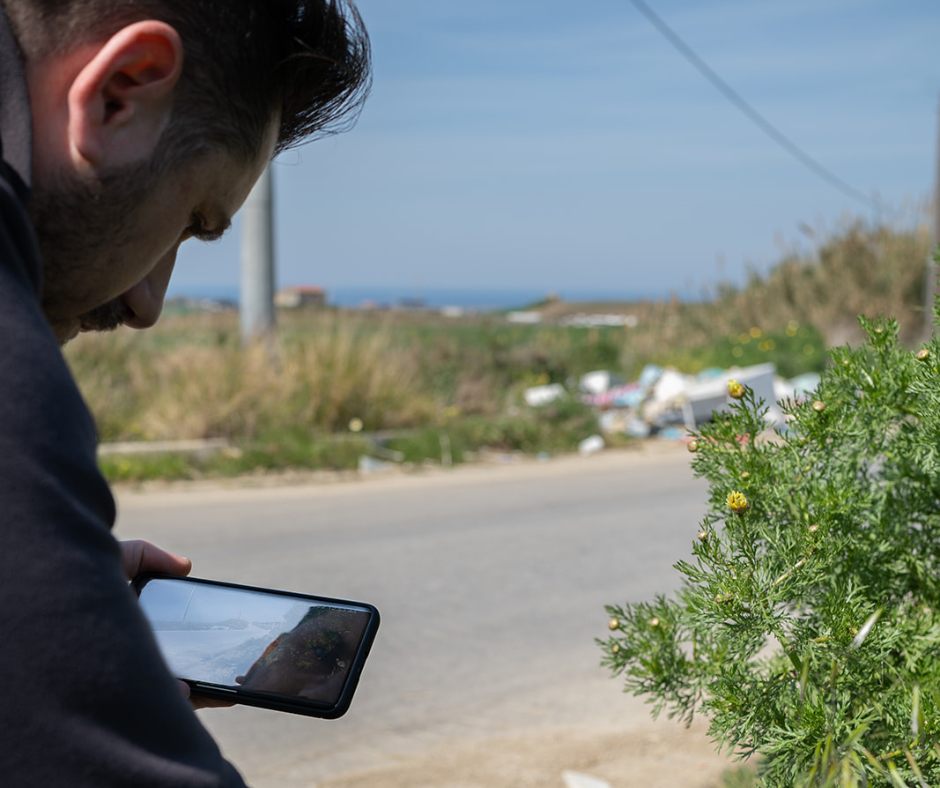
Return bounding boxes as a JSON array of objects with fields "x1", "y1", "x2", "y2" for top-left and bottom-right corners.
[
  {"x1": 168, "y1": 0, "x2": 940, "y2": 303},
  {"x1": 141, "y1": 578, "x2": 305, "y2": 625}
]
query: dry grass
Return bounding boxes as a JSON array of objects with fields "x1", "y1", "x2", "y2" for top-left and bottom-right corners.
[
  {"x1": 710, "y1": 221, "x2": 931, "y2": 345},
  {"x1": 66, "y1": 221, "x2": 932, "y2": 446},
  {"x1": 602, "y1": 221, "x2": 932, "y2": 374},
  {"x1": 68, "y1": 313, "x2": 436, "y2": 441}
]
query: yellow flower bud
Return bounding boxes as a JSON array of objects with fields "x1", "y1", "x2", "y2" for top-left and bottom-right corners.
[
  {"x1": 608, "y1": 617, "x2": 620, "y2": 631},
  {"x1": 812, "y1": 400, "x2": 826, "y2": 413},
  {"x1": 727, "y1": 379, "x2": 746, "y2": 399},
  {"x1": 726, "y1": 490, "x2": 749, "y2": 514},
  {"x1": 697, "y1": 529, "x2": 708, "y2": 541},
  {"x1": 611, "y1": 643, "x2": 620, "y2": 654},
  {"x1": 740, "y1": 471, "x2": 750, "y2": 480},
  {"x1": 916, "y1": 348, "x2": 930, "y2": 362},
  {"x1": 808, "y1": 523, "x2": 819, "y2": 534},
  {"x1": 687, "y1": 439, "x2": 699, "y2": 453},
  {"x1": 649, "y1": 617, "x2": 660, "y2": 628}
]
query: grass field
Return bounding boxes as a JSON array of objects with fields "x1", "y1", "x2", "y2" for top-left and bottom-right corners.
[{"x1": 66, "y1": 220, "x2": 932, "y2": 482}]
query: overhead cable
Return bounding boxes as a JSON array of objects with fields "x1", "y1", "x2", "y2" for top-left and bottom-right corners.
[{"x1": 626, "y1": 0, "x2": 880, "y2": 211}]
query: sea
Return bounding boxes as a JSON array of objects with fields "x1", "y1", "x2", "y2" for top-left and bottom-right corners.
[{"x1": 167, "y1": 285, "x2": 673, "y2": 312}]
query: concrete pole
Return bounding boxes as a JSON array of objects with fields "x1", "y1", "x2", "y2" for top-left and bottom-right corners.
[
  {"x1": 932, "y1": 97, "x2": 940, "y2": 329},
  {"x1": 240, "y1": 164, "x2": 276, "y2": 342},
  {"x1": 922, "y1": 99, "x2": 940, "y2": 341}
]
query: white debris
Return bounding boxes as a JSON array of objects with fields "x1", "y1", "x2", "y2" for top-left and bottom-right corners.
[
  {"x1": 578, "y1": 434, "x2": 605, "y2": 456},
  {"x1": 773, "y1": 376, "x2": 794, "y2": 402},
  {"x1": 598, "y1": 410, "x2": 651, "y2": 438},
  {"x1": 789, "y1": 372, "x2": 822, "y2": 399},
  {"x1": 577, "y1": 357, "x2": 820, "y2": 439},
  {"x1": 641, "y1": 368, "x2": 692, "y2": 427},
  {"x1": 651, "y1": 368, "x2": 689, "y2": 405},
  {"x1": 681, "y1": 363, "x2": 777, "y2": 429},
  {"x1": 562, "y1": 771, "x2": 612, "y2": 788},
  {"x1": 580, "y1": 370, "x2": 620, "y2": 396},
  {"x1": 507, "y1": 310, "x2": 543, "y2": 324},
  {"x1": 559, "y1": 313, "x2": 638, "y2": 328},
  {"x1": 524, "y1": 383, "x2": 566, "y2": 407},
  {"x1": 358, "y1": 456, "x2": 394, "y2": 475}
]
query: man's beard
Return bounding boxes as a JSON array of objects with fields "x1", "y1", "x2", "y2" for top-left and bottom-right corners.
[
  {"x1": 29, "y1": 161, "x2": 159, "y2": 334},
  {"x1": 77, "y1": 297, "x2": 134, "y2": 332}
]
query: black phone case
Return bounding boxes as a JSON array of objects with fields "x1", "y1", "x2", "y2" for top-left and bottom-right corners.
[{"x1": 132, "y1": 573, "x2": 380, "y2": 719}]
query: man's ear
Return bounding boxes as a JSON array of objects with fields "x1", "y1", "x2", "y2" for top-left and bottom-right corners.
[{"x1": 67, "y1": 21, "x2": 183, "y2": 172}]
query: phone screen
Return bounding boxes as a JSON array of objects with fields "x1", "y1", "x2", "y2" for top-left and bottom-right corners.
[{"x1": 137, "y1": 577, "x2": 375, "y2": 711}]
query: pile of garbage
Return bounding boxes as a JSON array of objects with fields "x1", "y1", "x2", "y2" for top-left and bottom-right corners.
[{"x1": 524, "y1": 363, "x2": 821, "y2": 444}]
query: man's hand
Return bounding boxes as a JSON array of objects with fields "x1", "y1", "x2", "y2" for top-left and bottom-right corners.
[
  {"x1": 120, "y1": 539, "x2": 192, "y2": 581},
  {"x1": 120, "y1": 540, "x2": 233, "y2": 711}
]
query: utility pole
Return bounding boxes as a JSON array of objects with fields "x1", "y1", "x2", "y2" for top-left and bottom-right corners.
[
  {"x1": 240, "y1": 164, "x2": 276, "y2": 342},
  {"x1": 923, "y1": 100, "x2": 940, "y2": 341}
]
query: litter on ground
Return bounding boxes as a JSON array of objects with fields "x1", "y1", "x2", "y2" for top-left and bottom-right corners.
[{"x1": 526, "y1": 362, "x2": 821, "y2": 450}]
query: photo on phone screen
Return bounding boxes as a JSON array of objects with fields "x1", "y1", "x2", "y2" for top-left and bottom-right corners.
[{"x1": 136, "y1": 576, "x2": 377, "y2": 714}]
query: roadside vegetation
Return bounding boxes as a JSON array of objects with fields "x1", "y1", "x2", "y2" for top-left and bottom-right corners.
[
  {"x1": 603, "y1": 313, "x2": 940, "y2": 785},
  {"x1": 65, "y1": 220, "x2": 930, "y2": 482}
]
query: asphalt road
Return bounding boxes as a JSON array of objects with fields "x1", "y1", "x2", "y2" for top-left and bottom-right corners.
[{"x1": 116, "y1": 446, "x2": 717, "y2": 786}]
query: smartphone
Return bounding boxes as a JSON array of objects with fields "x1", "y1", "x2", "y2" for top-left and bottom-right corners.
[{"x1": 133, "y1": 574, "x2": 379, "y2": 719}]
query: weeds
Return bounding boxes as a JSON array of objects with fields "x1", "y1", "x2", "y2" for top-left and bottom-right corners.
[
  {"x1": 65, "y1": 221, "x2": 929, "y2": 481},
  {"x1": 602, "y1": 314, "x2": 940, "y2": 786}
]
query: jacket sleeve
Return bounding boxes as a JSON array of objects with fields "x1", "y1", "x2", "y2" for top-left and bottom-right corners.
[{"x1": 0, "y1": 225, "x2": 246, "y2": 786}]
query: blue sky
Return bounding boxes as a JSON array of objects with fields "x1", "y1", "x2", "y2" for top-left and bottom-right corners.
[{"x1": 169, "y1": 0, "x2": 940, "y2": 302}]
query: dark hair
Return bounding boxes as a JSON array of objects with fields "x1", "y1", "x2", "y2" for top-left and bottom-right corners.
[{"x1": 4, "y1": 0, "x2": 371, "y2": 159}]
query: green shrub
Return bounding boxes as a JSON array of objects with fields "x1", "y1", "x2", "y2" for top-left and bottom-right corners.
[
  {"x1": 98, "y1": 433, "x2": 372, "y2": 483},
  {"x1": 602, "y1": 314, "x2": 940, "y2": 786},
  {"x1": 99, "y1": 453, "x2": 194, "y2": 483},
  {"x1": 384, "y1": 399, "x2": 600, "y2": 462},
  {"x1": 658, "y1": 324, "x2": 827, "y2": 379}
]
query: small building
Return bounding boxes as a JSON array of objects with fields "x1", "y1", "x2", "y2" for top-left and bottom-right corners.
[{"x1": 275, "y1": 285, "x2": 327, "y2": 309}]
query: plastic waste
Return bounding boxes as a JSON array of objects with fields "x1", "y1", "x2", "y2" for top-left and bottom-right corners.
[
  {"x1": 578, "y1": 434, "x2": 605, "y2": 455},
  {"x1": 524, "y1": 383, "x2": 566, "y2": 407}
]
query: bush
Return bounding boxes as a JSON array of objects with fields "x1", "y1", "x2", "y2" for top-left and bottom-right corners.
[
  {"x1": 384, "y1": 398, "x2": 600, "y2": 462},
  {"x1": 602, "y1": 314, "x2": 940, "y2": 786},
  {"x1": 655, "y1": 324, "x2": 827, "y2": 380},
  {"x1": 708, "y1": 222, "x2": 930, "y2": 347},
  {"x1": 67, "y1": 314, "x2": 436, "y2": 441}
]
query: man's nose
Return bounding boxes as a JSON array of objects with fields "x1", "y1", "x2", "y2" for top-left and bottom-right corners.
[{"x1": 121, "y1": 250, "x2": 178, "y2": 329}]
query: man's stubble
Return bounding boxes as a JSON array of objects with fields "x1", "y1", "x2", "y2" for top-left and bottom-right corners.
[{"x1": 30, "y1": 160, "x2": 158, "y2": 334}]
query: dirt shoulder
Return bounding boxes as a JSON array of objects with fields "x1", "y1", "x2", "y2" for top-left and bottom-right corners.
[
  {"x1": 318, "y1": 722, "x2": 734, "y2": 788},
  {"x1": 113, "y1": 441, "x2": 689, "y2": 499}
]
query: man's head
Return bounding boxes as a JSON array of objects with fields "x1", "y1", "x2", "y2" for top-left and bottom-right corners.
[{"x1": 2, "y1": 0, "x2": 370, "y2": 341}]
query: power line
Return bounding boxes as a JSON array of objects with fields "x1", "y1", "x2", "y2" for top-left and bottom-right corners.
[{"x1": 626, "y1": 0, "x2": 880, "y2": 212}]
